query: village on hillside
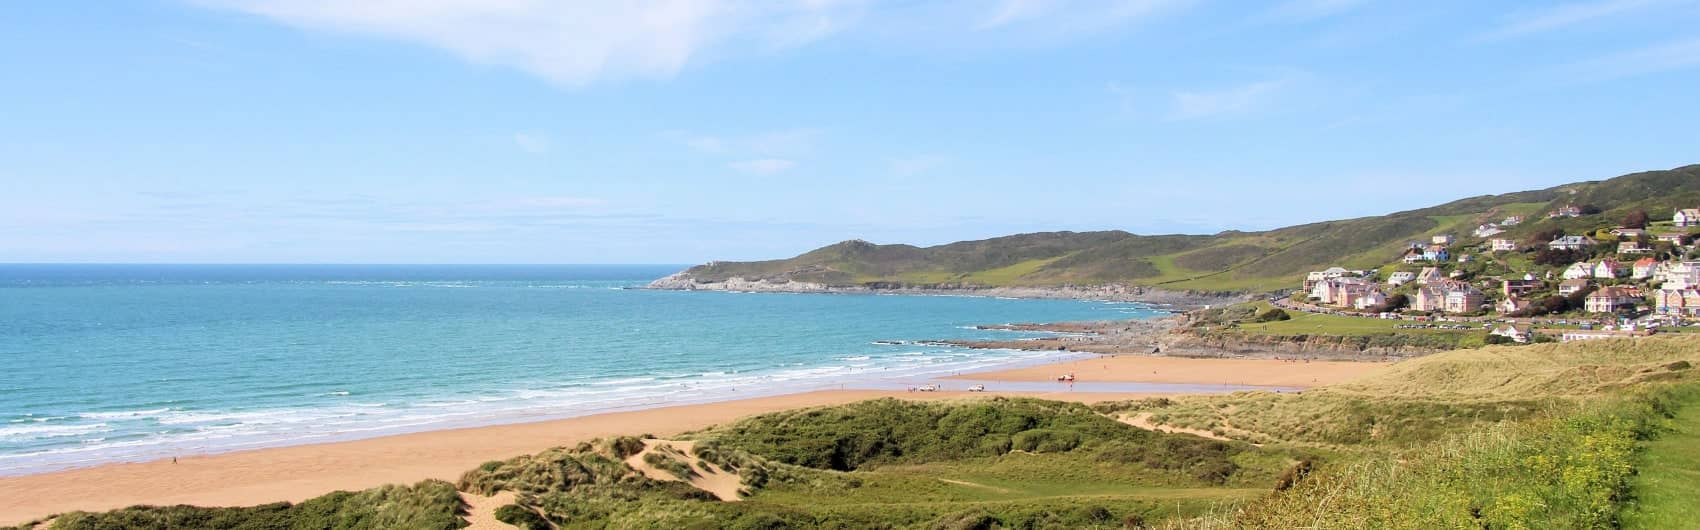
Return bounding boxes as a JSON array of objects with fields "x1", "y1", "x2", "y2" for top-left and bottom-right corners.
[{"x1": 1290, "y1": 205, "x2": 1700, "y2": 344}]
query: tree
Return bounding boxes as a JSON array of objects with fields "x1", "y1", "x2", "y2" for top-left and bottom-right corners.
[
  {"x1": 1528, "y1": 228, "x2": 1564, "y2": 246},
  {"x1": 1622, "y1": 209, "x2": 1649, "y2": 229},
  {"x1": 1579, "y1": 204, "x2": 1603, "y2": 215},
  {"x1": 1369, "y1": 294, "x2": 1409, "y2": 313}
]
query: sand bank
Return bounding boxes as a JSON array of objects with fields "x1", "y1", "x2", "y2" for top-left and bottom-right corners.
[
  {"x1": 0, "y1": 389, "x2": 1164, "y2": 525},
  {"x1": 946, "y1": 354, "x2": 1385, "y2": 388}
]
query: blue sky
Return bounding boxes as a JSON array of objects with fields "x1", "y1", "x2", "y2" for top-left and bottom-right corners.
[{"x1": 3, "y1": 0, "x2": 1699, "y2": 264}]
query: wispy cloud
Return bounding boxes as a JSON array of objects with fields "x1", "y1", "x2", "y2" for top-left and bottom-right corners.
[
  {"x1": 1481, "y1": 0, "x2": 1669, "y2": 40},
  {"x1": 665, "y1": 128, "x2": 820, "y2": 156},
  {"x1": 192, "y1": 1, "x2": 865, "y2": 87},
  {"x1": 1553, "y1": 36, "x2": 1700, "y2": 81},
  {"x1": 512, "y1": 132, "x2": 550, "y2": 154},
  {"x1": 979, "y1": 0, "x2": 1191, "y2": 30},
  {"x1": 1168, "y1": 77, "x2": 1290, "y2": 121},
  {"x1": 730, "y1": 158, "x2": 797, "y2": 175},
  {"x1": 1262, "y1": 0, "x2": 1369, "y2": 22}
]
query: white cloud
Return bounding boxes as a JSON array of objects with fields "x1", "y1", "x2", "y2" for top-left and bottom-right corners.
[
  {"x1": 730, "y1": 158, "x2": 797, "y2": 174},
  {"x1": 1264, "y1": 0, "x2": 1368, "y2": 22},
  {"x1": 512, "y1": 132, "x2": 550, "y2": 153},
  {"x1": 979, "y1": 0, "x2": 1190, "y2": 30},
  {"x1": 665, "y1": 128, "x2": 819, "y2": 156},
  {"x1": 1482, "y1": 0, "x2": 1668, "y2": 40},
  {"x1": 1168, "y1": 78, "x2": 1289, "y2": 120},
  {"x1": 193, "y1": 0, "x2": 866, "y2": 87},
  {"x1": 1555, "y1": 36, "x2": 1700, "y2": 81}
]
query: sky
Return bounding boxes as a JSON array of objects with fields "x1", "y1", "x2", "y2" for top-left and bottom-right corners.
[{"x1": 3, "y1": 0, "x2": 1699, "y2": 264}]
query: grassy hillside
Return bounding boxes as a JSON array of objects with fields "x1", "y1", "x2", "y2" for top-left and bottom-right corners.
[{"x1": 671, "y1": 164, "x2": 1700, "y2": 292}]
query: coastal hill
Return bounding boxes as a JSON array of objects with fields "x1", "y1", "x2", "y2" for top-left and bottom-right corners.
[{"x1": 654, "y1": 164, "x2": 1700, "y2": 293}]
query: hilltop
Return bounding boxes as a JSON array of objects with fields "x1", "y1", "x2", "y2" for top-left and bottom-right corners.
[{"x1": 652, "y1": 164, "x2": 1700, "y2": 293}]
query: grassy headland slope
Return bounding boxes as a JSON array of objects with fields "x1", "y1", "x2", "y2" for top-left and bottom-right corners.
[{"x1": 663, "y1": 164, "x2": 1700, "y2": 292}]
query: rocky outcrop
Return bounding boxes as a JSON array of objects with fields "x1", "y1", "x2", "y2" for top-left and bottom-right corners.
[{"x1": 645, "y1": 272, "x2": 1248, "y2": 310}]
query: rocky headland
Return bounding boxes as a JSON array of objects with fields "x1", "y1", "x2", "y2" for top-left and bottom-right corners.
[{"x1": 645, "y1": 272, "x2": 1247, "y2": 311}]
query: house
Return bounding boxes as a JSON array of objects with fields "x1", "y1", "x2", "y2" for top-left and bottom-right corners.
[
  {"x1": 1490, "y1": 238, "x2": 1519, "y2": 252},
  {"x1": 1457, "y1": 254, "x2": 1475, "y2": 263},
  {"x1": 1442, "y1": 285, "x2": 1486, "y2": 314},
  {"x1": 1497, "y1": 296, "x2": 1530, "y2": 315},
  {"x1": 1548, "y1": 235, "x2": 1597, "y2": 250},
  {"x1": 1411, "y1": 286, "x2": 1445, "y2": 312},
  {"x1": 1561, "y1": 329, "x2": 1651, "y2": 342},
  {"x1": 1657, "y1": 233, "x2": 1687, "y2": 245},
  {"x1": 1675, "y1": 208, "x2": 1700, "y2": 227},
  {"x1": 1618, "y1": 241, "x2": 1652, "y2": 254},
  {"x1": 1353, "y1": 289, "x2": 1389, "y2": 311},
  {"x1": 1432, "y1": 234, "x2": 1456, "y2": 245},
  {"x1": 1503, "y1": 215, "x2": 1524, "y2": 226},
  {"x1": 1490, "y1": 324, "x2": 1532, "y2": 343},
  {"x1": 1423, "y1": 245, "x2": 1450, "y2": 262},
  {"x1": 1594, "y1": 260, "x2": 1623, "y2": 279},
  {"x1": 1304, "y1": 267, "x2": 1359, "y2": 289},
  {"x1": 1655, "y1": 288, "x2": 1700, "y2": 317},
  {"x1": 1611, "y1": 227, "x2": 1648, "y2": 238},
  {"x1": 1633, "y1": 257, "x2": 1659, "y2": 279},
  {"x1": 1585, "y1": 286, "x2": 1641, "y2": 313},
  {"x1": 1657, "y1": 261, "x2": 1700, "y2": 290},
  {"x1": 1562, "y1": 262, "x2": 1594, "y2": 280},
  {"x1": 1311, "y1": 277, "x2": 1376, "y2": 307},
  {"x1": 1502, "y1": 275, "x2": 1539, "y2": 297},
  {"x1": 1550, "y1": 204, "x2": 1583, "y2": 218},
  {"x1": 1387, "y1": 271, "x2": 1417, "y2": 286},
  {"x1": 1401, "y1": 247, "x2": 1426, "y2": 264},
  {"x1": 1558, "y1": 278, "x2": 1592, "y2": 296},
  {"x1": 1416, "y1": 267, "x2": 1446, "y2": 284},
  {"x1": 1473, "y1": 224, "x2": 1504, "y2": 238}
]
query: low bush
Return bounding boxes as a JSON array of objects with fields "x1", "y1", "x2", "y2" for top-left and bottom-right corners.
[{"x1": 493, "y1": 504, "x2": 549, "y2": 530}]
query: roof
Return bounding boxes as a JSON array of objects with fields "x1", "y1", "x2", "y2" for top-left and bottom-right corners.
[
  {"x1": 1592, "y1": 286, "x2": 1638, "y2": 298},
  {"x1": 1560, "y1": 278, "x2": 1591, "y2": 287},
  {"x1": 1681, "y1": 208, "x2": 1700, "y2": 216},
  {"x1": 1636, "y1": 257, "x2": 1658, "y2": 266}
]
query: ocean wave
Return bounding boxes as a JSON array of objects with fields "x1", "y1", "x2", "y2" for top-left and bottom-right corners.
[
  {"x1": 0, "y1": 422, "x2": 110, "y2": 441},
  {"x1": 78, "y1": 408, "x2": 170, "y2": 420},
  {"x1": 836, "y1": 355, "x2": 872, "y2": 361}
]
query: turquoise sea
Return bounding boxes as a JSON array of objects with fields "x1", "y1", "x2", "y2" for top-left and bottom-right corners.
[{"x1": 0, "y1": 264, "x2": 1170, "y2": 475}]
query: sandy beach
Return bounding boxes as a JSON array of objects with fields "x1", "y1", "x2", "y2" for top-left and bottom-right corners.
[
  {"x1": 949, "y1": 354, "x2": 1385, "y2": 388},
  {"x1": 0, "y1": 357, "x2": 1387, "y2": 525}
]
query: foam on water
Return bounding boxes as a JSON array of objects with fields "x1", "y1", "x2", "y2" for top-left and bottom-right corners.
[{"x1": 0, "y1": 264, "x2": 1167, "y2": 475}]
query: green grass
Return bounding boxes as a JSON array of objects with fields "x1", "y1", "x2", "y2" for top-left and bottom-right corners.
[
  {"x1": 1622, "y1": 385, "x2": 1700, "y2": 529},
  {"x1": 958, "y1": 256, "x2": 1061, "y2": 285}
]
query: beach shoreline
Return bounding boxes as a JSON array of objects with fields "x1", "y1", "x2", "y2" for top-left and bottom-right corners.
[{"x1": 0, "y1": 352, "x2": 1384, "y2": 525}]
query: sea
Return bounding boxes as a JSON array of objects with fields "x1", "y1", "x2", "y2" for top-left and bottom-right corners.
[{"x1": 0, "y1": 264, "x2": 1171, "y2": 476}]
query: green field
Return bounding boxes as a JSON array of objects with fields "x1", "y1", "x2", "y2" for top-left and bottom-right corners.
[{"x1": 1621, "y1": 385, "x2": 1700, "y2": 529}]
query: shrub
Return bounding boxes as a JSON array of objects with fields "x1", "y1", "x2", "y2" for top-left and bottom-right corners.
[
  {"x1": 609, "y1": 436, "x2": 647, "y2": 459},
  {"x1": 494, "y1": 504, "x2": 550, "y2": 530},
  {"x1": 1253, "y1": 307, "x2": 1291, "y2": 322}
]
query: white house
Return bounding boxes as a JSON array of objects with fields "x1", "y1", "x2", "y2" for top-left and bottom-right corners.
[
  {"x1": 1618, "y1": 241, "x2": 1652, "y2": 254},
  {"x1": 1657, "y1": 233, "x2": 1687, "y2": 245},
  {"x1": 1416, "y1": 267, "x2": 1446, "y2": 284},
  {"x1": 1497, "y1": 296, "x2": 1529, "y2": 315},
  {"x1": 1432, "y1": 234, "x2": 1456, "y2": 246},
  {"x1": 1633, "y1": 257, "x2": 1659, "y2": 279},
  {"x1": 1472, "y1": 224, "x2": 1504, "y2": 238},
  {"x1": 1549, "y1": 235, "x2": 1597, "y2": 250},
  {"x1": 1562, "y1": 262, "x2": 1594, "y2": 280},
  {"x1": 1676, "y1": 208, "x2": 1700, "y2": 228},
  {"x1": 1594, "y1": 260, "x2": 1623, "y2": 279},
  {"x1": 1354, "y1": 289, "x2": 1389, "y2": 311},
  {"x1": 1490, "y1": 238, "x2": 1518, "y2": 252},
  {"x1": 1490, "y1": 324, "x2": 1531, "y2": 343},
  {"x1": 1558, "y1": 278, "x2": 1592, "y2": 296},
  {"x1": 1503, "y1": 215, "x2": 1524, "y2": 226},
  {"x1": 1401, "y1": 248, "x2": 1426, "y2": 264},
  {"x1": 1550, "y1": 204, "x2": 1583, "y2": 218},
  {"x1": 1387, "y1": 271, "x2": 1417, "y2": 286}
]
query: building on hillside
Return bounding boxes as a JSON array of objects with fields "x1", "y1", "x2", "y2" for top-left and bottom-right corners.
[
  {"x1": 1594, "y1": 260, "x2": 1623, "y2": 279},
  {"x1": 1432, "y1": 234, "x2": 1456, "y2": 245},
  {"x1": 1618, "y1": 241, "x2": 1652, "y2": 254},
  {"x1": 1473, "y1": 224, "x2": 1504, "y2": 238},
  {"x1": 1562, "y1": 262, "x2": 1594, "y2": 280},
  {"x1": 1655, "y1": 288, "x2": 1700, "y2": 317},
  {"x1": 1401, "y1": 247, "x2": 1426, "y2": 264},
  {"x1": 1549, "y1": 235, "x2": 1597, "y2": 250},
  {"x1": 1657, "y1": 233, "x2": 1687, "y2": 245},
  {"x1": 1501, "y1": 275, "x2": 1539, "y2": 297},
  {"x1": 1497, "y1": 296, "x2": 1529, "y2": 315},
  {"x1": 1611, "y1": 227, "x2": 1647, "y2": 238},
  {"x1": 1387, "y1": 271, "x2": 1417, "y2": 286},
  {"x1": 1656, "y1": 261, "x2": 1700, "y2": 290},
  {"x1": 1490, "y1": 324, "x2": 1531, "y2": 343},
  {"x1": 1633, "y1": 257, "x2": 1659, "y2": 279},
  {"x1": 1558, "y1": 278, "x2": 1592, "y2": 296},
  {"x1": 1490, "y1": 238, "x2": 1519, "y2": 252},
  {"x1": 1303, "y1": 267, "x2": 1360, "y2": 290},
  {"x1": 1676, "y1": 208, "x2": 1700, "y2": 227},
  {"x1": 1310, "y1": 277, "x2": 1376, "y2": 306},
  {"x1": 1585, "y1": 287, "x2": 1641, "y2": 314},
  {"x1": 1423, "y1": 245, "x2": 1451, "y2": 261},
  {"x1": 1353, "y1": 289, "x2": 1389, "y2": 311},
  {"x1": 1442, "y1": 285, "x2": 1486, "y2": 314},
  {"x1": 1457, "y1": 254, "x2": 1475, "y2": 263},
  {"x1": 1503, "y1": 215, "x2": 1524, "y2": 226},
  {"x1": 1561, "y1": 329, "x2": 1651, "y2": 342},
  {"x1": 1416, "y1": 267, "x2": 1446, "y2": 284},
  {"x1": 1550, "y1": 204, "x2": 1583, "y2": 218},
  {"x1": 1411, "y1": 286, "x2": 1445, "y2": 312}
]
